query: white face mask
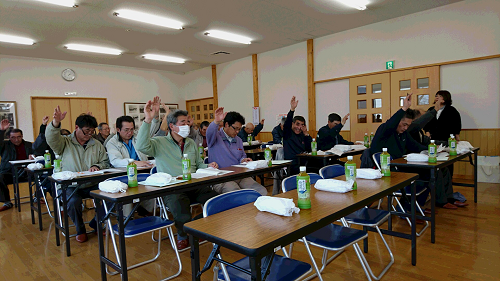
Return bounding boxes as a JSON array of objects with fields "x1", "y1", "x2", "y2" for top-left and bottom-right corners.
[{"x1": 176, "y1": 125, "x2": 190, "y2": 138}]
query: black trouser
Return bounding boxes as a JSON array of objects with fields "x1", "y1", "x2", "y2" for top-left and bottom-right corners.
[
  {"x1": 163, "y1": 187, "x2": 218, "y2": 240},
  {"x1": 396, "y1": 166, "x2": 454, "y2": 205},
  {"x1": 0, "y1": 173, "x2": 13, "y2": 202}
]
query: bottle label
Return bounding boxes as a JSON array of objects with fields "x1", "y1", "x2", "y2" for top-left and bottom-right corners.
[
  {"x1": 429, "y1": 147, "x2": 435, "y2": 155},
  {"x1": 450, "y1": 142, "x2": 456, "y2": 149},
  {"x1": 53, "y1": 160, "x2": 62, "y2": 172},
  {"x1": 346, "y1": 166, "x2": 355, "y2": 178},
  {"x1": 128, "y1": 167, "x2": 134, "y2": 177},
  {"x1": 297, "y1": 179, "x2": 307, "y2": 194},
  {"x1": 247, "y1": 136, "x2": 252, "y2": 143}
]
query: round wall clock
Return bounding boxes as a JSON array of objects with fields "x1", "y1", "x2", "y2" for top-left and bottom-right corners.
[{"x1": 62, "y1": 68, "x2": 76, "y2": 81}]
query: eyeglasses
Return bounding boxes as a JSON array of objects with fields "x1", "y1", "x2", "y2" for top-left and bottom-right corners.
[
  {"x1": 230, "y1": 125, "x2": 241, "y2": 132},
  {"x1": 79, "y1": 127, "x2": 94, "y2": 136}
]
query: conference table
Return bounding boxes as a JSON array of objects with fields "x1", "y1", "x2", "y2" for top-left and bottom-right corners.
[
  {"x1": 25, "y1": 166, "x2": 53, "y2": 231},
  {"x1": 297, "y1": 147, "x2": 366, "y2": 170},
  {"x1": 8, "y1": 159, "x2": 36, "y2": 212},
  {"x1": 185, "y1": 172, "x2": 419, "y2": 281},
  {"x1": 90, "y1": 163, "x2": 292, "y2": 281}
]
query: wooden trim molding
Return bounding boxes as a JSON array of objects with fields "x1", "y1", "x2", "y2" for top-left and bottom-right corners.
[
  {"x1": 252, "y1": 54, "x2": 259, "y2": 107},
  {"x1": 212, "y1": 65, "x2": 218, "y2": 108},
  {"x1": 307, "y1": 39, "x2": 316, "y2": 137}
]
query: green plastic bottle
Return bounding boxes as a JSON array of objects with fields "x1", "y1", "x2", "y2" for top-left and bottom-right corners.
[
  {"x1": 449, "y1": 134, "x2": 457, "y2": 156},
  {"x1": 296, "y1": 166, "x2": 311, "y2": 209},
  {"x1": 380, "y1": 148, "x2": 391, "y2": 177},
  {"x1": 44, "y1": 150, "x2": 51, "y2": 168},
  {"x1": 370, "y1": 132, "x2": 374, "y2": 145},
  {"x1": 311, "y1": 138, "x2": 317, "y2": 156},
  {"x1": 345, "y1": 156, "x2": 357, "y2": 190},
  {"x1": 127, "y1": 159, "x2": 138, "y2": 187},
  {"x1": 198, "y1": 143, "x2": 204, "y2": 160},
  {"x1": 364, "y1": 133, "x2": 369, "y2": 148},
  {"x1": 182, "y1": 153, "x2": 191, "y2": 180},
  {"x1": 264, "y1": 145, "x2": 272, "y2": 167},
  {"x1": 53, "y1": 156, "x2": 62, "y2": 173},
  {"x1": 428, "y1": 140, "x2": 437, "y2": 163},
  {"x1": 247, "y1": 135, "x2": 252, "y2": 144}
]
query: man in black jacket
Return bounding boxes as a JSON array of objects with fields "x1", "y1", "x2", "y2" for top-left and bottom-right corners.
[
  {"x1": 283, "y1": 96, "x2": 312, "y2": 175},
  {"x1": 317, "y1": 113, "x2": 353, "y2": 151},
  {"x1": 271, "y1": 117, "x2": 285, "y2": 144},
  {"x1": 237, "y1": 119, "x2": 264, "y2": 141},
  {"x1": 0, "y1": 120, "x2": 34, "y2": 212}
]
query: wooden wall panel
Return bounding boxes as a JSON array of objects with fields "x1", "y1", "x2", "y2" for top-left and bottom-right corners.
[
  {"x1": 255, "y1": 132, "x2": 273, "y2": 143},
  {"x1": 454, "y1": 129, "x2": 500, "y2": 179},
  {"x1": 31, "y1": 98, "x2": 72, "y2": 137},
  {"x1": 69, "y1": 98, "x2": 108, "y2": 130}
]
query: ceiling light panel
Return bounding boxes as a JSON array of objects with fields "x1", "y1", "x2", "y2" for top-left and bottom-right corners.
[
  {"x1": 35, "y1": 0, "x2": 77, "y2": 8},
  {"x1": 142, "y1": 54, "x2": 186, "y2": 64},
  {"x1": 204, "y1": 30, "x2": 252, "y2": 44},
  {"x1": 336, "y1": 0, "x2": 368, "y2": 10},
  {"x1": 114, "y1": 9, "x2": 183, "y2": 30},
  {"x1": 0, "y1": 34, "x2": 35, "y2": 45},
  {"x1": 65, "y1": 43, "x2": 122, "y2": 55}
]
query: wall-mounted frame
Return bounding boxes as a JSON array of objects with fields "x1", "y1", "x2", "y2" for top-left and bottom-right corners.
[
  {"x1": 0, "y1": 101, "x2": 18, "y2": 130},
  {"x1": 124, "y1": 102, "x2": 178, "y2": 130}
]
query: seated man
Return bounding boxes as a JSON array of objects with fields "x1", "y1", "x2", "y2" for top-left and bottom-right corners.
[
  {"x1": 237, "y1": 119, "x2": 264, "y2": 141},
  {"x1": 93, "y1": 122, "x2": 110, "y2": 144},
  {"x1": 46, "y1": 108, "x2": 110, "y2": 243},
  {"x1": 207, "y1": 108, "x2": 268, "y2": 196},
  {"x1": 369, "y1": 93, "x2": 467, "y2": 210},
  {"x1": 271, "y1": 117, "x2": 286, "y2": 144},
  {"x1": 0, "y1": 120, "x2": 34, "y2": 212},
  {"x1": 317, "y1": 113, "x2": 353, "y2": 151},
  {"x1": 106, "y1": 115, "x2": 159, "y2": 216},
  {"x1": 283, "y1": 96, "x2": 312, "y2": 175},
  {"x1": 135, "y1": 96, "x2": 219, "y2": 251},
  {"x1": 188, "y1": 120, "x2": 209, "y2": 148}
]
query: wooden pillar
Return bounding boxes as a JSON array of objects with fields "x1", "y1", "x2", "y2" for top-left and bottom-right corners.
[
  {"x1": 307, "y1": 39, "x2": 316, "y2": 137},
  {"x1": 252, "y1": 54, "x2": 259, "y2": 107},
  {"x1": 212, "y1": 65, "x2": 218, "y2": 108}
]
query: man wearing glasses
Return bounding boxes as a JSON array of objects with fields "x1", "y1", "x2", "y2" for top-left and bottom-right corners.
[
  {"x1": 46, "y1": 108, "x2": 110, "y2": 243},
  {"x1": 206, "y1": 107, "x2": 267, "y2": 195}
]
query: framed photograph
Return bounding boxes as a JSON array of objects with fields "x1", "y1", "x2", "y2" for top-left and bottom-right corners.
[
  {"x1": 124, "y1": 102, "x2": 179, "y2": 130},
  {"x1": 0, "y1": 101, "x2": 17, "y2": 130}
]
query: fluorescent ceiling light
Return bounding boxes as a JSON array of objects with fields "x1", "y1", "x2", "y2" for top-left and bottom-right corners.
[
  {"x1": 114, "y1": 9, "x2": 183, "y2": 30},
  {"x1": 204, "y1": 30, "x2": 252, "y2": 44},
  {"x1": 35, "y1": 0, "x2": 77, "y2": 8},
  {"x1": 336, "y1": 0, "x2": 368, "y2": 10},
  {"x1": 65, "y1": 43, "x2": 121, "y2": 55},
  {"x1": 0, "y1": 34, "x2": 35, "y2": 45},
  {"x1": 142, "y1": 54, "x2": 186, "y2": 64}
]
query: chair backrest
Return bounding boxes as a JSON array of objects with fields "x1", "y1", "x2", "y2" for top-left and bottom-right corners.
[
  {"x1": 319, "y1": 164, "x2": 344, "y2": 179},
  {"x1": 150, "y1": 166, "x2": 157, "y2": 174},
  {"x1": 106, "y1": 173, "x2": 150, "y2": 183},
  {"x1": 203, "y1": 157, "x2": 209, "y2": 164},
  {"x1": 372, "y1": 152, "x2": 394, "y2": 171},
  {"x1": 281, "y1": 173, "x2": 322, "y2": 193},
  {"x1": 203, "y1": 189, "x2": 262, "y2": 217}
]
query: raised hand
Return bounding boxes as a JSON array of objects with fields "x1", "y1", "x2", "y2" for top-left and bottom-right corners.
[
  {"x1": 290, "y1": 96, "x2": 299, "y2": 111},
  {"x1": 301, "y1": 124, "x2": 309, "y2": 136},
  {"x1": 144, "y1": 96, "x2": 161, "y2": 123},
  {"x1": 402, "y1": 93, "x2": 413, "y2": 111},
  {"x1": 187, "y1": 115, "x2": 194, "y2": 126},
  {"x1": 214, "y1": 107, "x2": 227, "y2": 123},
  {"x1": 0, "y1": 119, "x2": 10, "y2": 131},
  {"x1": 161, "y1": 103, "x2": 170, "y2": 116},
  {"x1": 341, "y1": 113, "x2": 350, "y2": 125},
  {"x1": 86, "y1": 111, "x2": 93, "y2": 117},
  {"x1": 42, "y1": 116, "x2": 49, "y2": 125},
  {"x1": 52, "y1": 106, "x2": 67, "y2": 127},
  {"x1": 260, "y1": 119, "x2": 265, "y2": 125}
]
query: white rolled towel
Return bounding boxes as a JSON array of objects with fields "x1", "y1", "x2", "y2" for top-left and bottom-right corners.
[
  {"x1": 246, "y1": 160, "x2": 268, "y2": 169},
  {"x1": 52, "y1": 171, "x2": 76, "y2": 180},
  {"x1": 27, "y1": 163, "x2": 44, "y2": 170},
  {"x1": 350, "y1": 145, "x2": 367, "y2": 150},
  {"x1": 145, "y1": 173, "x2": 172, "y2": 185},
  {"x1": 99, "y1": 180, "x2": 128, "y2": 193},
  {"x1": 406, "y1": 153, "x2": 429, "y2": 162},
  {"x1": 35, "y1": 156, "x2": 45, "y2": 162},
  {"x1": 314, "y1": 179, "x2": 354, "y2": 193},
  {"x1": 457, "y1": 141, "x2": 474, "y2": 154},
  {"x1": 251, "y1": 140, "x2": 261, "y2": 145},
  {"x1": 254, "y1": 196, "x2": 300, "y2": 217},
  {"x1": 242, "y1": 142, "x2": 249, "y2": 146},
  {"x1": 356, "y1": 168, "x2": 382, "y2": 179}
]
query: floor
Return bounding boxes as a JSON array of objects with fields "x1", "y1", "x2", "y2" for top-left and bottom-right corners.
[{"x1": 0, "y1": 179, "x2": 499, "y2": 281}]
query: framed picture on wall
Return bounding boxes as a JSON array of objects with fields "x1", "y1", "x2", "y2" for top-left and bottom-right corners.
[
  {"x1": 0, "y1": 101, "x2": 18, "y2": 130},
  {"x1": 124, "y1": 102, "x2": 179, "y2": 130}
]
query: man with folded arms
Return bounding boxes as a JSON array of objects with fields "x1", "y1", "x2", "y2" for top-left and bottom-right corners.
[
  {"x1": 135, "y1": 96, "x2": 218, "y2": 251},
  {"x1": 207, "y1": 107, "x2": 268, "y2": 195},
  {"x1": 46, "y1": 108, "x2": 110, "y2": 243},
  {"x1": 283, "y1": 96, "x2": 312, "y2": 175}
]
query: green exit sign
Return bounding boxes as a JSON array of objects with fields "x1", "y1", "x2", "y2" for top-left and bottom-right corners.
[{"x1": 386, "y1": 61, "x2": 394, "y2": 69}]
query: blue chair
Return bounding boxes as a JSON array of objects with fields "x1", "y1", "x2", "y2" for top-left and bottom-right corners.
[
  {"x1": 319, "y1": 164, "x2": 344, "y2": 179},
  {"x1": 150, "y1": 166, "x2": 157, "y2": 174},
  {"x1": 103, "y1": 174, "x2": 182, "y2": 279},
  {"x1": 281, "y1": 174, "x2": 372, "y2": 281},
  {"x1": 203, "y1": 189, "x2": 313, "y2": 281},
  {"x1": 372, "y1": 152, "x2": 429, "y2": 237}
]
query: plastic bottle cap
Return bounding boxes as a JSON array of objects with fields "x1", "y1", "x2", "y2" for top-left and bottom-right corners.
[
  {"x1": 183, "y1": 154, "x2": 188, "y2": 157},
  {"x1": 45, "y1": 150, "x2": 49, "y2": 153},
  {"x1": 382, "y1": 148, "x2": 387, "y2": 152},
  {"x1": 371, "y1": 132, "x2": 374, "y2": 134},
  {"x1": 199, "y1": 143, "x2": 202, "y2": 145},
  {"x1": 347, "y1": 156, "x2": 353, "y2": 160},
  {"x1": 365, "y1": 133, "x2": 368, "y2": 135},
  {"x1": 312, "y1": 138, "x2": 315, "y2": 141},
  {"x1": 299, "y1": 166, "x2": 306, "y2": 172},
  {"x1": 450, "y1": 134, "x2": 454, "y2": 137},
  {"x1": 128, "y1": 159, "x2": 134, "y2": 163},
  {"x1": 431, "y1": 140, "x2": 435, "y2": 143}
]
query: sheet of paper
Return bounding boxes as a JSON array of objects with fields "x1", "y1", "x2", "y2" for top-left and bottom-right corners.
[
  {"x1": 76, "y1": 171, "x2": 105, "y2": 176},
  {"x1": 138, "y1": 179, "x2": 188, "y2": 187},
  {"x1": 9, "y1": 159, "x2": 36, "y2": 164},
  {"x1": 100, "y1": 168, "x2": 123, "y2": 173},
  {"x1": 271, "y1": 160, "x2": 292, "y2": 164},
  {"x1": 232, "y1": 164, "x2": 248, "y2": 168}
]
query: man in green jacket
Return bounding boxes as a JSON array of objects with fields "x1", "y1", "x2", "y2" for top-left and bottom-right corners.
[
  {"x1": 46, "y1": 106, "x2": 110, "y2": 243},
  {"x1": 136, "y1": 96, "x2": 218, "y2": 251}
]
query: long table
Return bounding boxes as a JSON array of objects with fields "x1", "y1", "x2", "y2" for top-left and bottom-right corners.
[
  {"x1": 8, "y1": 159, "x2": 36, "y2": 212},
  {"x1": 90, "y1": 163, "x2": 292, "y2": 281},
  {"x1": 26, "y1": 167, "x2": 53, "y2": 231},
  {"x1": 185, "y1": 172, "x2": 419, "y2": 281},
  {"x1": 297, "y1": 148, "x2": 366, "y2": 170},
  {"x1": 390, "y1": 147, "x2": 479, "y2": 244}
]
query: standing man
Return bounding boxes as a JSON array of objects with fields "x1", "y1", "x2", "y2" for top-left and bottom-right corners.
[
  {"x1": 283, "y1": 96, "x2": 312, "y2": 175},
  {"x1": 46, "y1": 108, "x2": 110, "y2": 242},
  {"x1": 237, "y1": 119, "x2": 264, "y2": 141},
  {"x1": 207, "y1": 108, "x2": 268, "y2": 195},
  {"x1": 93, "y1": 122, "x2": 110, "y2": 144},
  {"x1": 317, "y1": 113, "x2": 352, "y2": 151},
  {"x1": 271, "y1": 117, "x2": 286, "y2": 144},
  {"x1": 0, "y1": 120, "x2": 34, "y2": 212},
  {"x1": 135, "y1": 96, "x2": 219, "y2": 251}
]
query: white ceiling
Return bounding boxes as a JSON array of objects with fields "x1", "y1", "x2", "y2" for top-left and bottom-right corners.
[{"x1": 0, "y1": 0, "x2": 463, "y2": 74}]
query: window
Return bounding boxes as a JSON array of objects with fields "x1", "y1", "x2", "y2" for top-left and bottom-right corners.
[
  {"x1": 204, "y1": 105, "x2": 208, "y2": 110},
  {"x1": 209, "y1": 104, "x2": 214, "y2": 110},
  {"x1": 417, "y1": 78, "x2": 429, "y2": 89},
  {"x1": 357, "y1": 114, "x2": 367, "y2": 123},
  {"x1": 357, "y1": 85, "x2": 366, "y2": 95},
  {"x1": 357, "y1": 100, "x2": 367, "y2": 109},
  {"x1": 372, "y1": 114, "x2": 383, "y2": 123},
  {"x1": 417, "y1": 94, "x2": 429, "y2": 105},
  {"x1": 400, "y1": 96, "x2": 405, "y2": 107},
  {"x1": 372, "y1": 99, "x2": 382, "y2": 108},
  {"x1": 399, "y1": 80, "x2": 411, "y2": 91},
  {"x1": 196, "y1": 106, "x2": 200, "y2": 111},
  {"x1": 191, "y1": 106, "x2": 195, "y2": 112},
  {"x1": 372, "y1": 83, "x2": 382, "y2": 93}
]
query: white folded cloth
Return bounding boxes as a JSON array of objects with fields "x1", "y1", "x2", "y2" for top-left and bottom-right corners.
[
  {"x1": 314, "y1": 150, "x2": 326, "y2": 155},
  {"x1": 27, "y1": 163, "x2": 44, "y2": 170},
  {"x1": 350, "y1": 145, "x2": 367, "y2": 150},
  {"x1": 144, "y1": 173, "x2": 172, "y2": 185},
  {"x1": 457, "y1": 141, "x2": 474, "y2": 154},
  {"x1": 406, "y1": 153, "x2": 429, "y2": 162},
  {"x1": 246, "y1": 160, "x2": 268, "y2": 169},
  {"x1": 99, "y1": 180, "x2": 128, "y2": 193},
  {"x1": 242, "y1": 142, "x2": 249, "y2": 146},
  {"x1": 251, "y1": 140, "x2": 261, "y2": 145},
  {"x1": 356, "y1": 168, "x2": 382, "y2": 179},
  {"x1": 52, "y1": 171, "x2": 76, "y2": 180},
  {"x1": 333, "y1": 144, "x2": 351, "y2": 152},
  {"x1": 314, "y1": 179, "x2": 354, "y2": 193},
  {"x1": 254, "y1": 196, "x2": 300, "y2": 217},
  {"x1": 35, "y1": 156, "x2": 45, "y2": 162},
  {"x1": 328, "y1": 148, "x2": 344, "y2": 156}
]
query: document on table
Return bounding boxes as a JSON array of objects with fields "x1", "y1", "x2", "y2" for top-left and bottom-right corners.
[
  {"x1": 138, "y1": 179, "x2": 188, "y2": 187},
  {"x1": 271, "y1": 160, "x2": 292, "y2": 165},
  {"x1": 9, "y1": 159, "x2": 36, "y2": 164},
  {"x1": 191, "y1": 168, "x2": 234, "y2": 179}
]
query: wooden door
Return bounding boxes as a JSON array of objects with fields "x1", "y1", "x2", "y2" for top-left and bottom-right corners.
[
  {"x1": 349, "y1": 73, "x2": 391, "y2": 142},
  {"x1": 31, "y1": 97, "x2": 72, "y2": 138},
  {"x1": 390, "y1": 66, "x2": 440, "y2": 115},
  {"x1": 186, "y1": 97, "x2": 214, "y2": 125},
  {"x1": 69, "y1": 98, "x2": 108, "y2": 131}
]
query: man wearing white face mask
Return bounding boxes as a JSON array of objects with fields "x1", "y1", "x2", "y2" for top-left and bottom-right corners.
[{"x1": 135, "y1": 96, "x2": 219, "y2": 251}]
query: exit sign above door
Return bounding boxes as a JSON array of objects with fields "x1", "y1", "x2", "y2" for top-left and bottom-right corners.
[{"x1": 386, "y1": 61, "x2": 394, "y2": 69}]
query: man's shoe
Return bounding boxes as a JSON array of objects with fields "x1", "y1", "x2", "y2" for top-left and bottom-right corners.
[
  {"x1": 0, "y1": 203, "x2": 13, "y2": 212},
  {"x1": 137, "y1": 206, "x2": 154, "y2": 217},
  {"x1": 76, "y1": 233, "x2": 88, "y2": 243},
  {"x1": 424, "y1": 208, "x2": 438, "y2": 215},
  {"x1": 441, "y1": 203, "x2": 458, "y2": 209},
  {"x1": 454, "y1": 201, "x2": 469, "y2": 207},
  {"x1": 176, "y1": 239, "x2": 190, "y2": 251}
]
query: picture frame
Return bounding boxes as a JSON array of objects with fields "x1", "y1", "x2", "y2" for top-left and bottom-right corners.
[
  {"x1": 123, "y1": 102, "x2": 179, "y2": 131},
  {"x1": 0, "y1": 101, "x2": 18, "y2": 130}
]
